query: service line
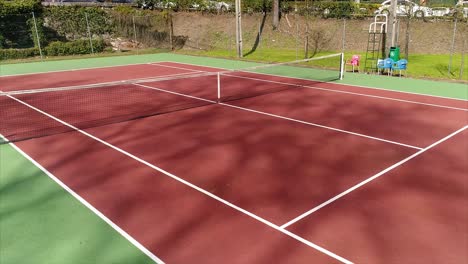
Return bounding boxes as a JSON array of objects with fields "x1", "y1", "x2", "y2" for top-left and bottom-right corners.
[{"x1": 281, "y1": 125, "x2": 468, "y2": 228}]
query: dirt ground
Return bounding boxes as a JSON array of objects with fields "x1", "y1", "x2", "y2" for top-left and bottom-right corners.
[{"x1": 172, "y1": 12, "x2": 467, "y2": 55}]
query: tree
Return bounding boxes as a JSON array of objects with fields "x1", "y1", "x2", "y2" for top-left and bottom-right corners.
[{"x1": 272, "y1": 0, "x2": 279, "y2": 30}]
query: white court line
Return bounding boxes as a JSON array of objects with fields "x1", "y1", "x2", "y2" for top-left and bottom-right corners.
[
  {"x1": 154, "y1": 60, "x2": 231, "y2": 71},
  {"x1": 0, "y1": 61, "x2": 162, "y2": 78},
  {"x1": 253, "y1": 70, "x2": 468, "y2": 103},
  {"x1": 221, "y1": 103, "x2": 422, "y2": 150},
  {"x1": 134, "y1": 82, "x2": 422, "y2": 150},
  {"x1": 222, "y1": 74, "x2": 468, "y2": 112},
  {"x1": 0, "y1": 135, "x2": 164, "y2": 264},
  {"x1": 148, "y1": 61, "x2": 467, "y2": 111},
  {"x1": 280, "y1": 125, "x2": 468, "y2": 229},
  {"x1": 1, "y1": 71, "x2": 198, "y2": 95},
  {"x1": 166, "y1": 61, "x2": 468, "y2": 102},
  {"x1": 147, "y1": 62, "x2": 206, "y2": 73},
  {"x1": 132, "y1": 83, "x2": 421, "y2": 149},
  {"x1": 133, "y1": 82, "x2": 421, "y2": 149},
  {"x1": 150, "y1": 61, "x2": 236, "y2": 75},
  {"x1": 6, "y1": 95, "x2": 353, "y2": 264},
  {"x1": 133, "y1": 83, "x2": 218, "y2": 104}
]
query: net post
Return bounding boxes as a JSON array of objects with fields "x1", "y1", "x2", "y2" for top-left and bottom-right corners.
[
  {"x1": 217, "y1": 72, "x2": 221, "y2": 103},
  {"x1": 339, "y1": 52, "x2": 345, "y2": 80}
]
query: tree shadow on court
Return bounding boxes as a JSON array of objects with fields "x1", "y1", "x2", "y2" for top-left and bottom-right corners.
[
  {"x1": 2, "y1": 86, "x2": 466, "y2": 262},
  {"x1": 285, "y1": 131, "x2": 467, "y2": 262},
  {"x1": 88, "y1": 89, "x2": 466, "y2": 262}
]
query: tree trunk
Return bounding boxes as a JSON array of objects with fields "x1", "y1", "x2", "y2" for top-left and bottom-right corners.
[{"x1": 272, "y1": 0, "x2": 279, "y2": 30}]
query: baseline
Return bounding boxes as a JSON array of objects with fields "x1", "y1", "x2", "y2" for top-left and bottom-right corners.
[
  {"x1": 0, "y1": 63, "x2": 197, "y2": 92},
  {"x1": 223, "y1": 73, "x2": 468, "y2": 112},
  {"x1": 147, "y1": 62, "x2": 205, "y2": 73},
  {"x1": 0, "y1": 61, "x2": 159, "y2": 78},
  {"x1": 163, "y1": 62, "x2": 468, "y2": 108}
]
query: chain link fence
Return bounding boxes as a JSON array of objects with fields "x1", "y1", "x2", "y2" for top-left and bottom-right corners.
[
  {"x1": 1, "y1": 4, "x2": 466, "y2": 79},
  {"x1": 170, "y1": 10, "x2": 466, "y2": 79},
  {"x1": 0, "y1": 8, "x2": 179, "y2": 60},
  {"x1": 0, "y1": 12, "x2": 43, "y2": 59}
]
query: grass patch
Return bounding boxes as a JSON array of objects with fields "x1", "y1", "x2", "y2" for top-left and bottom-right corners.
[
  {"x1": 177, "y1": 48, "x2": 468, "y2": 82},
  {"x1": 3, "y1": 46, "x2": 466, "y2": 82}
]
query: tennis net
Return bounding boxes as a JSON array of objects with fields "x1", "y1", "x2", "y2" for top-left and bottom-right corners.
[{"x1": 0, "y1": 53, "x2": 344, "y2": 144}]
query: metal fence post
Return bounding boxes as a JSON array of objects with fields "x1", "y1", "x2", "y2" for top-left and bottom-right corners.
[
  {"x1": 169, "y1": 12, "x2": 173, "y2": 50},
  {"x1": 460, "y1": 38, "x2": 465, "y2": 80},
  {"x1": 448, "y1": 18, "x2": 457, "y2": 75},
  {"x1": 85, "y1": 13, "x2": 94, "y2": 54},
  {"x1": 258, "y1": 15, "x2": 262, "y2": 58},
  {"x1": 404, "y1": 16, "x2": 410, "y2": 60},
  {"x1": 295, "y1": 1, "x2": 299, "y2": 60},
  {"x1": 31, "y1": 12, "x2": 43, "y2": 59},
  {"x1": 132, "y1": 15, "x2": 138, "y2": 54},
  {"x1": 341, "y1": 18, "x2": 346, "y2": 53}
]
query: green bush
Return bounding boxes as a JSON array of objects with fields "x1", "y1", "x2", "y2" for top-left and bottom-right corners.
[
  {"x1": 44, "y1": 39, "x2": 105, "y2": 56},
  {"x1": 0, "y1": 0, "x2": 42, "y2": 16},
  {"x1": 0, "y1": 39, "x2": 106, "y2": 60},
  {"x1": 315, "y1": 2, "x2": 357, "y2": 18},
  {"x1": 45, "y1": 6, "x2": 113, "y2": 40},
  {"x1": 243, "y1": 0, "x2": 272, "y2": 13},
  {"x1": 113, "y1": 5, "x2": 137, "y2": 14},
  {"x1": 358, "y1": 3, "x2": 381, "y2": 15},
  {"x1": 299, "y1": 1, "x2": 369, "y2": 18},
  {"x1": 0, "y1": 47, "x2": 39, "y2": 60},
  {"x1": 0, "y1": 34, "x2": 4, "y2": 48}
]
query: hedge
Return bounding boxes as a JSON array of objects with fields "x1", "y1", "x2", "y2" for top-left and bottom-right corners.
[
  {"x1": 0, "y1": 39, "x2": 106, "y2": 60},
  {"x1": 44, "y1": 39, "x2": 106, "y2": 56},
  {"x1": 45, "y1": 6, "x2": 113, "y2": 40},
  {"x1": 0, "y1": 47, "x2": 40, "y2": 60},
  {"x1": 0, "y1": 0, "x2": 42, "y2": 16}
]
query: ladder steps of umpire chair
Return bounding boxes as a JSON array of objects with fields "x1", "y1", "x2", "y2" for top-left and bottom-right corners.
[{"x1": 364, "y1": 14, "x2": 387, "y2": 74}]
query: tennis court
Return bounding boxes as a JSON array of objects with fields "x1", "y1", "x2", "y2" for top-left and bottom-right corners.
[{"x1": 1, "y1": 58, "x2": 467, "y2": 264}]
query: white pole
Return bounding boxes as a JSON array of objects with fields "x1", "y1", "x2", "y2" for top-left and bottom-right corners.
[
  {"x1": 235, "y1": 0, "x2": 243, "y2": 58},
  {"x1": 217, "y1": 73, "x2": 221, "y2": 102},
  {"x1": 448, "y1": 18, "x2": 457, "y2": 75},
  {"x1": 295, "y1": 1, "x2": 298, "y2": 60},
  {"x1": 340, "y1": 53, "x2": 345, "y2": 80}
]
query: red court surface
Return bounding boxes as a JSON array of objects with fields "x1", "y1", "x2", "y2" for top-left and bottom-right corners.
[
  {"x1": 15, "y1": 131, "x2": 342, "y2": 263},
  {"x1": 288, "y1": 130, "x2": 468, "y2": 264},
  {"x1": 148, "y1": 73, "x2": 466, "y2": 148},
  {"x1": 1, "y1": 62, "x2": 467, "y2": 263},
  {"x1": 0, "y1": 84, "x2": 212, "y2": 142}
]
